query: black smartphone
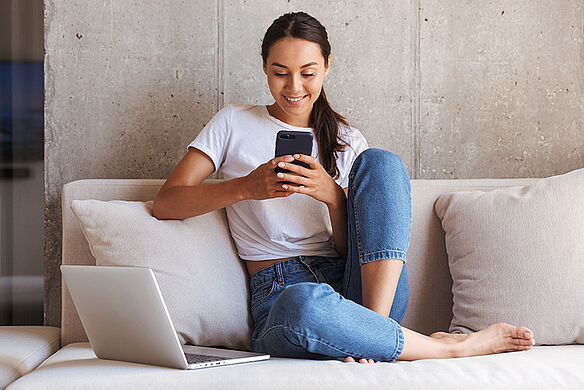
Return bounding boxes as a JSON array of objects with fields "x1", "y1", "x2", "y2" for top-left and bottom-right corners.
[{"x1": 274, "y1": 130, "x2": 314, "y2": 174}]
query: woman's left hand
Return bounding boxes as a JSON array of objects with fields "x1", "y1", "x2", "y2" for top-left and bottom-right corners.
[{"x1": 275, "y1": 154, "x2": 343, "y2": 207}]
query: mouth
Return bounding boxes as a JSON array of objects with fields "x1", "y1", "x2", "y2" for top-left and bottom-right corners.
[{"x1": 283, "y1": 95, "x2": 308, "y2": 104}]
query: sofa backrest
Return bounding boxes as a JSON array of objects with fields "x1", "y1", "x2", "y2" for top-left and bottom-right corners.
[{"x1": 61, "y1": 177, "x2": 539, "y2": 346}]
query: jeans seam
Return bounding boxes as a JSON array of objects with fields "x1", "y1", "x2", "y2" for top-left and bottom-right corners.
[
  {"x1": 351, "y1": 190, "x2": 364, "y2": 257},
  {"x1": 252, "y1": 324, "x2": 365, "y2": 359}
]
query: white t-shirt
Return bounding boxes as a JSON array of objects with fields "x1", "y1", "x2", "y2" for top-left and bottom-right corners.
[{"x1": 187, "y1": 104, "x2": 368, "y2": 261}]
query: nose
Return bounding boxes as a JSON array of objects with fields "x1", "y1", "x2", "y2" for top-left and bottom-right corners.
[{"x1": 286, "y1": 74, "x2": 303, "y2": 93}]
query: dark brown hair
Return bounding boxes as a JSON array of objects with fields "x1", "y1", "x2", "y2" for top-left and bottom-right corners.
[{"x1": 261, "y1": 11, "x2": 349, "y2": 180}]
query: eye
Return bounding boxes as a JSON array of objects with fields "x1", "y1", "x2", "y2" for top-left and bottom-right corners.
[{"x1": 274, "y1": 73, "x2": 315, "y2": 77}]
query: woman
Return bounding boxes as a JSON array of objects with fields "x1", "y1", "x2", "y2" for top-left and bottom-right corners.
[{"x1": 152, "y1": 11, "x2": 535, "y2": 363}]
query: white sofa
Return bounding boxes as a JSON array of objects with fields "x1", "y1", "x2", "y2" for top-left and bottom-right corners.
[{"x1": 2, "y1": 177, "x2": 584, "y2": 389}]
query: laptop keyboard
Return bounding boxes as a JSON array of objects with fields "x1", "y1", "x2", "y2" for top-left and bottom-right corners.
[{"x1": 185, "y1": 353, "x2": 227, "y2": 364}]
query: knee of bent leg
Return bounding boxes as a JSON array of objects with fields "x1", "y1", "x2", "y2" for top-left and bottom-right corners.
[
  {"x1": 353, "y1": 148, "x2": 409, "y2": 181},
  {"x1": 272, "y1": 283, "x2": 314, "y2": 314},
  {"x1": 270, "y1": 283, "x2": 327, "y2": 325}
]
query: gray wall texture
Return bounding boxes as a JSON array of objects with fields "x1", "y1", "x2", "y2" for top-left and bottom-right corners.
[{"x1": 44, "y1": 1, "x2": 584, "y2": 326}]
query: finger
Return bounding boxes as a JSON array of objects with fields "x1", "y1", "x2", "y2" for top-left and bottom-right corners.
[
  {"x1": 276, "y1": 160, "x2": 311, "y2": 177},
  {"x1": 292, "y1": 154, "x2": 318, "y2": 169},
  {"x1": 273, "y1": 190, "x2": 294, "y2": 197},
  {"x1": 280, "y1": 183, "x2": 308, "y2": 194},
  {"x1": 270, "y1": 155, "x2": 296, "y2": 168},
  {"x1": 276, "y1": 171, "x2": 309, "y2": 186}
]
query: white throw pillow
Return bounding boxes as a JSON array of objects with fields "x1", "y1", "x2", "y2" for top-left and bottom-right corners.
[
  {"x1": 70, "y1": 199, "x2": 252, "y2": 350},
  {"x1": 434, "y1": 167, "x2": 584, "y2": 345}
]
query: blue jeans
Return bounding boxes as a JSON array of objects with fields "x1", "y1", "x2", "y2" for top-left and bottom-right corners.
[{"x1": 249, "y1": 148, "x2": 412, "y2": 362}]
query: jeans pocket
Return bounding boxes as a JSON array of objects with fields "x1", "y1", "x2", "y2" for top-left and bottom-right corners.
[{"x1": 250, "y1": 279, "x2": 281, "y2": 311}]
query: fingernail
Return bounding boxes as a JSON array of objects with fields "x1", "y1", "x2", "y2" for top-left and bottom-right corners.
[
  {"x1": 282, "y1": 184, "x2": 288, "y2": 189},
  {"x1": 277, "y1": 173, "x2": 284, "y2": 178},
  {"x1": 524, "y1": 331, "x2": 531, "y2": 338},
  {"x1": 293, "y1": 154, "x2": 300, "y2": 158},
  {"x1": 278, "y1": 162, "x2": 285, "y2": 167}
]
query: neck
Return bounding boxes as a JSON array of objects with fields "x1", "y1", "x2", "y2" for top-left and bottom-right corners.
[{"x1": 267, "y1": 104, "x2": 310, "y2": 128}]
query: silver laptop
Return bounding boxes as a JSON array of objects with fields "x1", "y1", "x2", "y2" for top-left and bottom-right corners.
[{"x1": 61, "y1": 265, "x2": 270, "y2": 369}]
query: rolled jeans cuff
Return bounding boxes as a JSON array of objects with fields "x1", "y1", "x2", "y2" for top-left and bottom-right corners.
[
  {"x1": 389, "y1": 324, "x2": 405, "y2": 362},
  {"x1": 360, "y1": 249, "x2": 407, "y2": 266}
]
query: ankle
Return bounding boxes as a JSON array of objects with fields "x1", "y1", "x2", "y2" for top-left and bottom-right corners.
[{"x1": 442, "y1": 340, "x2": 459, "y2": 359}]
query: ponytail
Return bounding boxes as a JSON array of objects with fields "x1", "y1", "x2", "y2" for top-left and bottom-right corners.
[{"x1": 310, "y1": 87, "x2": 350, "y2": 180}]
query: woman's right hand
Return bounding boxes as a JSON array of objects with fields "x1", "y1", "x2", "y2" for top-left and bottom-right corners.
[{"x1": 241, "y1": 155, "x2": 297, "y2": 200}]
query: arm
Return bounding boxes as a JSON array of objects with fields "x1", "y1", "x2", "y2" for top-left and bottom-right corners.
[
  {"x1": 152, "y1": 147, "x2": 295, "y2": 220},
  {"x1": 326, "y1": 186, "x2": 348, "y2": 260},
  {"x1": 152, "y1": 148, "x2": 245, "y2": 219}
]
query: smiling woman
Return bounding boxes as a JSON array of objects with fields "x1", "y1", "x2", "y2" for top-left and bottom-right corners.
[
  {"x1": 263, "y1": 41, "x2": 328, "y2": 127},
  {"x1": 152, "y1": 11, "x2": 535, "y2": 365}
]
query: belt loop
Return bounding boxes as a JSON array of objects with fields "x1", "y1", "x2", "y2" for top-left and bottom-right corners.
[{"x1": 274, "y1": 261, "x2": 284, "y2": 284}]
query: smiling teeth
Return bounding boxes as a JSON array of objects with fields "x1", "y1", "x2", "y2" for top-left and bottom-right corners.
[{"x1": 285, "y1": 95, "x2": 305, "y2": 102}]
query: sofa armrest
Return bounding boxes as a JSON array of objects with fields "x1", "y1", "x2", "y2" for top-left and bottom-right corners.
[{"x1": 0, "y1": 326, "x2": 61, "y2": 390}]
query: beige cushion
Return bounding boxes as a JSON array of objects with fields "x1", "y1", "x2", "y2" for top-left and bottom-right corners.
[
  {"x1": 435, "y1": 167, "x2": 584, "y2": 345},
  {"x1": 0, "y1": 326, "x2": 60, "y2": 389},
  {"x1": 70, "y1": 199, "x2": 252, "y2": 350},
  {"x1": 7, "y1": 342, "x2": 584, "y2": 390}
]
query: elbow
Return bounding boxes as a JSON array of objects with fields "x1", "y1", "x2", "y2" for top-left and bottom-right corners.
[
  {"x1": 151, "y1": 200, "x2": 163, "y2": 220},
  {"x1": 151, "y1": 192, "x2": 168, "y2": 220}
]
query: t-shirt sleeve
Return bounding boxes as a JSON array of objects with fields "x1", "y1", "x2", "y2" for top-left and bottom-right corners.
[
  {"x1": 186, "y1": 105, "x2": 232, "y2": 174},
  {"x1": 337, "y1": 127, "x2": 369, "y2": 189}
]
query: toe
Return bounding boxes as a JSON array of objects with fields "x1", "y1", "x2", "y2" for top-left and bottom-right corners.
[
  {"x1": 515, "y1": 326, "x2": 533, "y2": 340},
  {"x1": 344, "y1": 356, "x2": 355, "y2": 363},
  {"x1": 515, "y1": 338, "x2": 535, "y2": 346}
]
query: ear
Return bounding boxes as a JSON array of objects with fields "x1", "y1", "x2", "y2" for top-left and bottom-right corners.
[{"x1": 324, "y1": 55, "x2": 331, "y2": 77}]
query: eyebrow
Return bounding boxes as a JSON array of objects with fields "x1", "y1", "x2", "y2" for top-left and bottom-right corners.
[{"x1": 271, "y1": 62, "x2": 318, "y2": 69}]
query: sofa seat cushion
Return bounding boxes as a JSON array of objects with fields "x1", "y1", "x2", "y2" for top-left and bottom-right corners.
[
  {"x1": 7, "y1": 342, "x2": 584, "y2": 390},
  {"x1": 0, "y1": 326, "x2": 60, "y2": 390}
]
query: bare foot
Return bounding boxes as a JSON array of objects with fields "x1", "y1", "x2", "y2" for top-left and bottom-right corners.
[
  {"x1": 429, "y1": 331, "x2": 469, "y2": 344},
  {"x1": 343, "y1": 356, "x2": 379, "y2": 364},
  {"x1": 452, "y1": 323, "x2": 535, "y2": 358}
]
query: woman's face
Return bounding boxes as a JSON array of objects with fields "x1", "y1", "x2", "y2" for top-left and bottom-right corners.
[{"x1": 263, "y1": 37, "x2": 330, "y2": 127}]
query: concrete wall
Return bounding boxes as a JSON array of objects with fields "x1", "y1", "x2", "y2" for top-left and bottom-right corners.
[{"x1": 44, "y1": 1, "x2": 584, "y2": 326}]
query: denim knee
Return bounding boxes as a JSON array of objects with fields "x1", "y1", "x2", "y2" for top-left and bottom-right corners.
[
  {"x1": 269, "y1": 283, "x2": 333, "y2": 328},
  {"x1": 351, "y1": 148, "x2": 410, "y2": 182},
  {"x1": 346, "y1": 147, "x2": 412, "y2": 267}
]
